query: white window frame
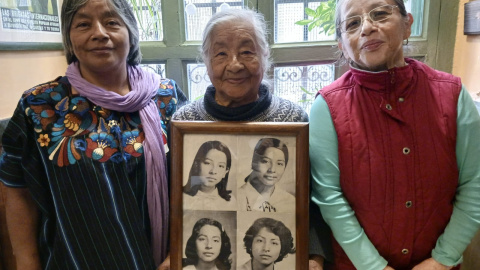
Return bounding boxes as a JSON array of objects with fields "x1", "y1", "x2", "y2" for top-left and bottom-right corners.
[{"x1": 138, "y1": 0, "x2": 457, "y2": 99}]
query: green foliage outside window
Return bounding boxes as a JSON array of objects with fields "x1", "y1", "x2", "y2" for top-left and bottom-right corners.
[
  {"x1": 294, "y1": 0, "x2": 337, "y2": 36},
  {"x1": 294, "y1": 0, "x2": 409, "y2": 36},
  {"x1": 129, "y1": 0, "x2": 162, "y2": 41}
]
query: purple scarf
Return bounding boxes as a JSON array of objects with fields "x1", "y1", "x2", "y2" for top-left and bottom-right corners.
[{"x1": 66, "y1": 63, "x2": 168, "y2": 266}]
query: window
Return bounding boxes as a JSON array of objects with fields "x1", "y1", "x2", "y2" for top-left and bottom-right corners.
[
  {"x1": 132, "y1": 0, "x2": 163, "y2": 41},
  {"x1": 135, "y1": 0, "x2": 451, "y2": 113},
  {"x1": 187, "y1": 63, "x2": 211, "y2": 100},
  {"x1": 274, "y1": 0, "x2": 424, "y2": 43},
  {"x1": 275, "y1": 0, "x2": 333, "y2": 43},
  {"x1": 274, "y1": 64, "x2": 335, "y2": 113},
  {"x1": 184, "y1": 0, "x2": 244, "y2": 41}
]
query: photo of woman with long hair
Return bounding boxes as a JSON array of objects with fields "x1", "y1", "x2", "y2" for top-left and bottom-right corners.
[
  {"x1": 240, "y1": 217, "x2": 296, "y2": 270},
  {"x1": 238, "y1": 138, "x2": 295, "y2": 212},
  {"x1": 183, "y1": 140, "x2": 236, "y2": 210},
  {"x1": 183, "y1": 218, "x2": 233, "y2": 270}
]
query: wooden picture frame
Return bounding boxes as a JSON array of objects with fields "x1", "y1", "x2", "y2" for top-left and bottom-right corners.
[{"x1": 170, "y1": 121, "x2": 309, "y2": 270}]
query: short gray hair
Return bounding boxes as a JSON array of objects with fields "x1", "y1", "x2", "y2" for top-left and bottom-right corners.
[
  {"x1": 201, "y1": 8, "x2": 271, "y2": 82},
  {"x1": 61, "y1": 0, "x2": 141, "y2": 65}
]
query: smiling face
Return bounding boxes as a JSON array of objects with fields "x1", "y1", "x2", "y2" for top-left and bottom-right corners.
[
  {"x1": 196, "y1": 225, "x2": 222, "y2": 263},
  {"x1": 252, "y1": 147, "x2": 286, "y2": 187},
  {"x1": 251, "y1": 227, "x2": 281, "y2": 267},
  {"x1": 198, "y1": 149, "x2": 229, "y2": 189},
  {"x1": 207, "y1": 19, "x2": 264, "y2": 107},
  {"x1": 69, "y1": 0, "x2": 130, "y2": 76},
  {"x1": 338, "y1": 0, "x2": 413, "y2": 71}
]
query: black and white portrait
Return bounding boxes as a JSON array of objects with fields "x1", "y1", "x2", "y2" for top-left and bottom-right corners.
[
  {"x1": 183, "y1": 135, "x2": 238, "y2": 211},
  {"x1": 236, "y1": 136, "x2": 296, "y2": 213},
  {"x1": 182, "y1": 211, "x2": 237, "y2": 270},
  {"x1": 236, "y1": 212, "x2": 296, "y2": 270},
  {"x1": 170, "y1": 122, "x2": 309, "y2": 269}
]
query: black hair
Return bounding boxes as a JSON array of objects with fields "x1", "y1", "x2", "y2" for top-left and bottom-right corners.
[
  {"x1": 183, "y1": 218, "x2": 232, "y2": 270},
  {"x1": 243, "y1": 217, "x2": 296, "y2": 263},
  {"x1": 183, "y1": 141, "x2": 233, "y2": 201}
]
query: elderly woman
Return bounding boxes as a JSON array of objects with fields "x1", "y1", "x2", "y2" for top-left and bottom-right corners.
[
  {"x1": 309, "y1": 0, "x2": 480, "y2": 270},
  {"x1": 172, "y1": 8, "x2": 307, "y2": 122},
  {"x1": 0, "y1": 0, "x2": 185, "y2": 269},
  {"x1": 172, "y1": 8, "x2": 331, "y2": 269}
]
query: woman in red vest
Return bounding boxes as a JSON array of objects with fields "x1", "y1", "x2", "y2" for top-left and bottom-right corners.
[{"x1": 309, "y1": 0, "x2": 480, "y2": 269}]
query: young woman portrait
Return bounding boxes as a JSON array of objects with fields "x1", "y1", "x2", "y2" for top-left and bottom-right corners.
[
  {"x1": 239, "y1": 217, "x2": 296, "y2": 270},
  {"x1": 183, "y1": 217, "x2": 233, "y2": 270},
  {"x1": 183, "y1": 140, "x2": 237, "y2": 210},
  {"x1": 237, "y1": 138, "x2": 295, "y2": 212}
]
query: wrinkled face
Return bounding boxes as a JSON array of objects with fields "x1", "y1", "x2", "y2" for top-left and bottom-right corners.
[
  {"x1": 252, "y1": 147, "x2": 286, "y2": 187},
  {"x1": 252, "y1": 228, "x2": 281, "y2": 266},
  {"x1": 198, "y1": 149, "x2": 229, "y2": 188},
  {"x1": 196, "y1": 225, "x2": 222, "y2": 263},
  {"x1": 207, "y1": 20, "x2": 264, "y2": 107},
  {"x1": 69, "y1": 0, "x2": 130, "y2": 76},
  {"x1": 338, "y1": 0, "x2": 413, "y2": 71}
]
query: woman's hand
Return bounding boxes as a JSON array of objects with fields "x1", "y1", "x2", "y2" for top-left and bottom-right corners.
[
  {"x1": 412, "y1": 258, "x2": 453, "y2": 270},
  {"x1": 383, "y1": 266, "x2": 395, "y2": 270},
  {"x1": 156, "y1": 254, "x2": 170, "y2": 270}
]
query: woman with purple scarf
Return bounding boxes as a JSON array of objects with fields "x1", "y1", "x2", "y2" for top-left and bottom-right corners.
[{"x1": 0, "y1": 0, "x2": 186, "y2": 269}]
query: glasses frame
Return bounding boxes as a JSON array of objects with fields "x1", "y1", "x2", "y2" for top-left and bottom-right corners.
[{"x1": 339, "y1": 4, "x2": 399, "y2": 34}]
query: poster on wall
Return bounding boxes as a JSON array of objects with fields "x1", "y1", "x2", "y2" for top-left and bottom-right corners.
[{"x1": 0, "y1": 0, "x2": 62, "y2": 47}]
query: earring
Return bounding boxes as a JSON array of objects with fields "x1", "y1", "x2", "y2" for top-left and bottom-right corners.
[{"x1": 403, "y1": 38, "x2": 409, "y2": 45}]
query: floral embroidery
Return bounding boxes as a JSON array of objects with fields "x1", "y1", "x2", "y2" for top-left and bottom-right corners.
[
  {"x1": 24, "y1": 77, "x2": 178, "y2": 167},
  {"x1": 26, "y1": 104, "x2": 57, "y2": 131},
  {"x1": 37, "y1": 134, "x2": 51, "y2": 147},
  {"x1": 25, "y1": 82, "x2": 60, "y2": 97},
  {"x1": 123, "y1": 131, "x2": 145, "y2": 158},
  {"x1": 86, "y1": 118, "x2": 120, "y2": 162},
  {"x1": 108, "y1": 120, "x2": 118, "y2": 128}
]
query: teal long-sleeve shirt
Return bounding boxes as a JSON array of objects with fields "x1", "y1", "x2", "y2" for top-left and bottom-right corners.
[{"x1": 309, "y1": 85, "x2": 480, "y2": 269}]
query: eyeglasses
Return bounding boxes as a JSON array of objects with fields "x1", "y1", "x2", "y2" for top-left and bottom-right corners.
[{"x1": 339, "y1": 4, "x2": 398, "y2": 33}]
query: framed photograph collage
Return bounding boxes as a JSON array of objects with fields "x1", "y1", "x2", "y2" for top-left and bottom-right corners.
[{"x1": 170, "y1": 121, "x2": 309, "y2": 270}]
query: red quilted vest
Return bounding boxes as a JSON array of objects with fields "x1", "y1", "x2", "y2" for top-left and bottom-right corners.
[{"x1": 319, "y1": 59, "x2": 462, "y2": 270}]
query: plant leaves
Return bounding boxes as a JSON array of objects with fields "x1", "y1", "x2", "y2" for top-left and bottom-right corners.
[
  {"x1": 308, "y1": 19, "x2": 323, "y2": 31},
  {"x1": 316, "y1": 5, "x2": 324, "y2": 15},
  {"x1": 305, "y1": 7, "x2": 316, "y2": 17},
  {"x1": 300, "y1": 86, "x2": 315, "y2": 95},
  {"x1": 295, "y1": 19, "x2": 313, "y2": 25}
]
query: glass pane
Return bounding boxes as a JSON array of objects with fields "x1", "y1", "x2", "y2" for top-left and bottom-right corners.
[
  {"x1": 405, "y1": 0, "x2": 424, "y2": 37},
  {"x1": 187, "y1": 64, "x2": 211, "y2": 101},
  {"x1": 275, "y1": 0, "x2": 335, "y2": 43},
  {"x1": 141, "y1": 64, "x2": 166, "y2": 77},
  {"x1": 274, "y1": 0, "x2": 425, "y2": 43},
  {"x1": 184, "y1": 0, "x2": 243, "y2": 41},
  {"x1": 129, "y1": 0, "x2": 163, "y2": 41},
  {"x1": 274, "y1": 64, "x2": 335, "y2": 114},
  {"x1": 306, "y1": 2, "x2": 332, "y2": 41},
  {"x1": 276, "y1": 2, "x2": 305, "y2": 43}
]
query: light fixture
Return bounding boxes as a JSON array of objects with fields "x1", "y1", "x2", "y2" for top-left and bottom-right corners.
[
  {"x1": 185, "y1": 2, "x2": 197, "y2": 16},
  {"x1": 219, "y1": 2, "x2": 231, "y2": 12}
]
